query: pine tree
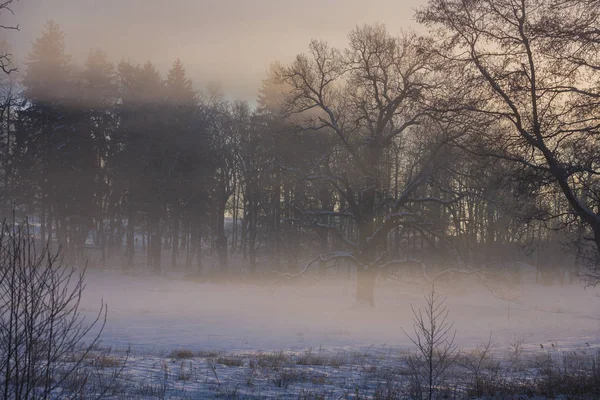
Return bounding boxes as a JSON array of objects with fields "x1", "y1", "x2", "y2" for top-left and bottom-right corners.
[
  {"x1": 76, "y1": 48, "x2": 118, "y2": 267},
  {"x1": 17, "y1": 20, "x2": 73, "y2": 251},
  {"x1": 166, "y1": 59, "x2": 196, "y2": 105}
]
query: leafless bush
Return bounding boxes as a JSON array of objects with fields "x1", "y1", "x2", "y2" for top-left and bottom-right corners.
[
  {"x1": 248, "y1": 351, "x2": 292, "y2": 371},
  {"x1": 0, "y1": 219, "x2": 107, "y2": 399},
  {"x1": 457, "y1": 336, "x2": 502, "y2": 398},
  {"x1": 168, "y1": 349, "x2": 195, "y2": 360},
  {"x1": 197, "y1": 350, "x2": 221, "y2": 358},
  {"x1": 136, "y1": 380, "x2": 168, "y2": 399},
  {"x1": 92, "y1": 354, "x2": 123, "y2": 369},
  {"x1": 535, "y1": 349, "x2": 600, "y2": 398},
  {"x1": 206, "y1": 357, "x2": 220, "y2": 385},
  {"x1": 372, "y1": 375, "x2": 403, "y2": 400},
  {"x1": 506, "y1": 336, "x2": 525, "y2": 366},
  {"x1": 402, "y1": 285, "x2": 458, "y2": 400},
  {"x1": 296, "y1": 348, "x2": 345, "y2": 367},
  {"x1": 176, "y1": 361, "x2": 194, "y2": 381},
  {"x1": 59, "y1": 350, "x2": 129, "y2": 400},
  {"x1": 216, "y1": 356, "x2": 244, "y2": 367},
  {"x1": 271, "y1": 367, "x2": 303, "y2": 389}
]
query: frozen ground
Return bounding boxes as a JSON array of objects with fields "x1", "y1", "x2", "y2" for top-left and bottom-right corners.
[
  {"x1": 79, "y1": 269, "x2": 600, "y2": 354},
  {"x1": 72, "y1": 269, "x2": 600, "y2": 398},
  {"x1": 83, "y1": 344, "x2": 600, "y2": 399}
]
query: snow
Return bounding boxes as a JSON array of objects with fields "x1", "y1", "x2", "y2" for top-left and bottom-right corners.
[{"x1": 71, "y1": 269, "x2": 600, "y2": 398}]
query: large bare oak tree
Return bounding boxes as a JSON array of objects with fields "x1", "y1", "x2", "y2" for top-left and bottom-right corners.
[{"x1": 277, "y1": 25, "x2": 462, "y2": 305}]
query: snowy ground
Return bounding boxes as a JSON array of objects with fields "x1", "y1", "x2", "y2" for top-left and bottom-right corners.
[{"x1": 74, "y1": 269, "x2": 600, "y2": 398}]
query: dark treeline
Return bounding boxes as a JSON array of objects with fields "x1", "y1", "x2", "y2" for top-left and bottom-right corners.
[{"x1": 1, "y1": 0, "x2": 600, "y2": 305}]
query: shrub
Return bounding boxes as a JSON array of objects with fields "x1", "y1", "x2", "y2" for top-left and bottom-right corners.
[
  {"x1": 169, "y1": 349, "x2": 195, "y2": 359},
  {"x1": 0, "y1": 219, "x2": 107, "y2": 399},
  {"x1": 403, "y1": 285, "x2": 458, "y2": 400}
]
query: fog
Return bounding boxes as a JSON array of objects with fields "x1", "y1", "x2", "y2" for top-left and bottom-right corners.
[
  {"x1": 7, "y1": 0, "x2": 422, "y2": 101},
  {"x1": 2, "y1": 0, "x2": 600, "y2": 397},
  {"x1": 80, "y1": 270, "x2": 600, "y2": 353}
]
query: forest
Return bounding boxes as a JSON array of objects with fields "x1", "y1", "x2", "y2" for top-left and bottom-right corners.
[
  {"x1": 0, "y1": 0, "x2": 600, "y2": 399},
  {"x1": 2, "y1": 2, "x2": 600, "y2": 306}
]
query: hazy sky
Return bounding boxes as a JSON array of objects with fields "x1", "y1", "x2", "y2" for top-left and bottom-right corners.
[{"x1": 6, "y1": 0, "x2": 425, "y2": 102}]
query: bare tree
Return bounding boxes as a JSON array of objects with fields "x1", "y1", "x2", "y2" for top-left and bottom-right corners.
[
  {"x1": 403, "y1": 285, "x2": 458, "y2": 400},
  {"x1": 0, "y1": 0, "x2": 17, "y2": 208},
  {"x1": 417, "y1": 0, "x2": 600, "y2": 283},
  {"x1": 277, "y1": 25, "x2": 462, "y2": 305},
  {"x1": 0, "y1": 219, "x2": 107, "y2": 399},
  {"x1": 0, "y1": 0, "x2": 18, "y2": 75}
]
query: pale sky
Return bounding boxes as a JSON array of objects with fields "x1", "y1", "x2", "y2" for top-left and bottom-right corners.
[{"x1": 5, "y1": 0, "x2": 426, "y2": 101}]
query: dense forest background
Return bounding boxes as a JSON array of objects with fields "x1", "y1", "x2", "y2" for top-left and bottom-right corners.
[{"x1": 1, "y1": 0, "x2": 600, "y2": 306}]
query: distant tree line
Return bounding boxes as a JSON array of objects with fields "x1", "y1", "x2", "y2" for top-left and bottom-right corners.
[{"x1": 1, "y1": 0, "x2": 599, "y2": 305}]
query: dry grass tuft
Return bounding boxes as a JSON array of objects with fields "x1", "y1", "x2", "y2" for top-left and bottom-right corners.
[{"x1": 169, "y1": 349, "x2": 195, "y2": 359}]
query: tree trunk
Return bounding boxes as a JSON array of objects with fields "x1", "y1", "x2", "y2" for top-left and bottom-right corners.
[
  {"x1": 99, "y1": 206, "x2": 106, "y2": 269},
  {"x1": 247, "y1": 190, "x2": 257, "y2": 274},
  {"x1": 354, "y1": 143, "x2": 382, "y2": 306},
  {"x1": 40, "y1": 203, "x2": 46, "y2": 247},
  {"x1": 3, "y1": 103, "x2": 11, "y2": 191},
  {"x1": 149, "y1": 211, "x2": 162, "y2": 274},
  {"x1": 171, "y1": 210, "x2": 179, "y2": 269},
  {"x1": 152, "y1": 232, "x2": 161, "y2": 274},
  {"x1": 241, "y1": 195, "x2": 248, "y2": 261},
  {"x1": 216, "y1": 202, "x2": 228, "y2": 275},
  {"x1": 318, "y1": 186, "x2": 332, "y2": 274},
  {"x1": 273, "y1": 172, "x2": 282, "y2": 269},
  {"x1": 248, "y1": 215, "x2": 257, "y2": 274},
  {"x1": 356, "y1": 267, "x2": 376, "y2": 306},
  {"x1": 486, "y1": 199, "x2": 495, "y2": 265},
  {"x1": 196, "y1": 225, "x2": 202, "y2": 274},
  {"x1": 125, "y1": 202, "x2": 135, "y2": 269},
  {"x1": 184, "y1": 220, "x2": 191, "y2": 268}
]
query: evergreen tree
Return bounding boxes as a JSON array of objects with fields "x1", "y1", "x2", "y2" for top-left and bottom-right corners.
[{"x1": 16, "y1": 20, "x2": 73, "y2": 251}]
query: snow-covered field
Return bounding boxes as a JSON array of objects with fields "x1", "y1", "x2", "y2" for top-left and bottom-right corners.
[
  {"x1": 88, "y1": 344, "x2": 600, "y2": 399},
  {"x1": 75, "y1": 270, "x2": 600, "y2": 398}
]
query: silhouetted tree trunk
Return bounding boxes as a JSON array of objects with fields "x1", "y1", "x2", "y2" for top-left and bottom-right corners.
[
  {"x1": 125, "y1": 202, "x2": 135, "y2": 269},
  {"x1": 196, "y1": 224, "x2": 203, "y2": 273},
  {"x1": 215, "y1": 198, "x2": 228, "y2": 274},
  {"x1": 171, "y1": 209, "x2": 179, "y2": 269}
]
